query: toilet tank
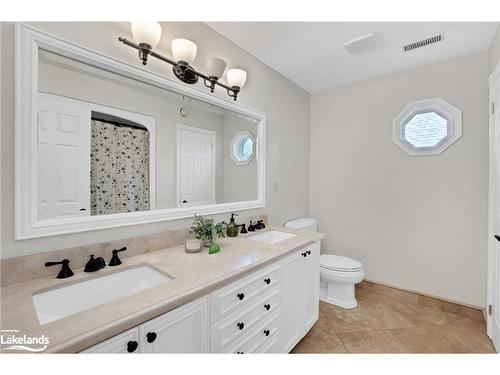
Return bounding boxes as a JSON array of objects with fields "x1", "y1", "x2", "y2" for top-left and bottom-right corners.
[{"x1": 285, "y1": 217, "x2": 317, "y2": 233}]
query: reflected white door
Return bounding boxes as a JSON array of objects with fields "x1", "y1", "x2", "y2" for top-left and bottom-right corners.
[
  {"x1": 489, "y1": 70, "x2": 500, "y2": 352},
  {"x1": 177, "y1": 124, "x2": 216, "y2": 207},
  {"x1": 37, "y1": 93, "x2": 91, "y2": 220}
]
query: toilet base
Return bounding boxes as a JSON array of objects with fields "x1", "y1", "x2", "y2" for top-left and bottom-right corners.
[{"x1": 320, "y1": 281, "x2": 358, "y2": 309}]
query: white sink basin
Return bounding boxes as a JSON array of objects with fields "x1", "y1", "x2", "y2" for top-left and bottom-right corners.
[
  {"x1": 248, "y1": 230, "x2": 297, "y2": 245},
  {"x1": 32, "y1": 265, "x2": 173, "y2": 325}
]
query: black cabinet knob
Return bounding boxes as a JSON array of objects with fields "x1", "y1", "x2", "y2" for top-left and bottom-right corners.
[
  {"x1": 264, "y1": 278, "x2": 271, "y2": 285},
  {"x1": 237, "y1": 292, "x2": 245, "y2": 301},
  {"x1": 237, "y1": 322, "x2": 245, "y2": 330},
  {"x1": 127, "y1": 340, "x2": 138, "y2": 353},
  {"x1": 237, "y1": 351, "x2": 244, "y2": 354},
  {"x1": 264, "y1": 304, "x2": 271, "y2": 311},
  {"x1": 263, "y1": 329, "x2": 270, "y2": 337},
  {"x1": 146, "y1": 332, "x2": 157, "y2": 343}
]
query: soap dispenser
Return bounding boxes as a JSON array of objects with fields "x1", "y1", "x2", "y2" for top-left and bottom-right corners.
[{"x1": 227, "y1": 213, "x2": 239, "y2": 237}]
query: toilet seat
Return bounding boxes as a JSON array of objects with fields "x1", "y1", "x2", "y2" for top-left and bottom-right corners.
[{"x1": 320, "y1": 254, "x2": 363, "y2": 272}]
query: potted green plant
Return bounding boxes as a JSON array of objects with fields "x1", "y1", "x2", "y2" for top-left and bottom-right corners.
[{"x1": 189, "y1": 215, "x2": 226, "y2": 247}]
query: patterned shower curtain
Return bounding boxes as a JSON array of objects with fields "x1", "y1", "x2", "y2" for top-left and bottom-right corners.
[{"x1": 90, "y1": 119, "x2": 150, "y2": 215}]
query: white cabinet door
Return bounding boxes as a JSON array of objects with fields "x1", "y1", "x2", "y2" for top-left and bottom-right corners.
[
  {"x1": 37, "y1": 93, "x2": 91, "y2": 220},
  {"x1": 139, "y1": 296, "x2": 209, "y2": 353},
  {"x1": 302, "y1": 243, "x2": 320, "y2": 332},
  {"x1": 279, "y1": 249, "x2": 305, "y2": 353},
  {"x1": 81, "y1": 328, "x2": 140, "y2": 354}
]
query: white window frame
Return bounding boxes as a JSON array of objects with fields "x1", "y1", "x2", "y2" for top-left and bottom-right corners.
[
  {"x1": 230, "y1": 130, "x2": 255, "y2": 165},
  {"x1": 15, "y1": 23, "x2": 266, "y2": 239},
  {"x1": 392, "y1": 97, "x2": 462, "y2": 156}
]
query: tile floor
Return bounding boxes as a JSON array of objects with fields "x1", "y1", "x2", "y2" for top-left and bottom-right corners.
[{"x1": 291, "y1": 281, "x2": 496, "y2": 353}]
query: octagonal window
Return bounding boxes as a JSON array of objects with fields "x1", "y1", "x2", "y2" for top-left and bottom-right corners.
[
  {"x1": 403, "y1": 111, "x2": 448, "y2": 148},
  {"x1": 393, "y1": 98, "x2": 462, "y2": 156},
  {"x1": 230, "y1": 131, "x2": 255, "y2": 165}
]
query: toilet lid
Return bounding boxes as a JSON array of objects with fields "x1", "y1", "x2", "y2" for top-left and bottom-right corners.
[{"x1": 320, "y1": 254, "x2": 362, "y2": 271}]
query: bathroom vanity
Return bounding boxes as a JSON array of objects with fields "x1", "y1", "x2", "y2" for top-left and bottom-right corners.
[
  {"x1": 84, "y1": 241, "x2": 319, "y2": 354},
  {"x1": 0, "y1": 229, "x2": 322, "y2": 353}
]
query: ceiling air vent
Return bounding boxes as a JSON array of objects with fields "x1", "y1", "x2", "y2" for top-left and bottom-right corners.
[
  {"x1": 343, "y1": 33, "x2": 381, "y2": 56},
  {"x1": 402, "y1": 34, "x2": 444, "y2": 52}
]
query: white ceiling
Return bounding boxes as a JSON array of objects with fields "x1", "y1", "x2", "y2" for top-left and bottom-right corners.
[{"x1": 206, "y1": 22, "x2": 498, "y2": 93}]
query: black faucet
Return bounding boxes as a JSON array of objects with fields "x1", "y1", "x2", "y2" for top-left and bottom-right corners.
[
  {"x1": 239, "y1": 224, "x2": 248, "y2": 234},
  {"x1": 45, "y1": 259, "x2": 74, "y2": 279},
  {"x1": 248, "y1": 221, "x2": 256, "y2": 232},
  {"x1": 108, "y1": 247, "x2": 127, "y2": 266},
  {"x1": 254, "y1": 220, "x2": 266, "y2": 230},
  {"x1": 84, "y1": 255, "x2": 106, "y2": 272}
]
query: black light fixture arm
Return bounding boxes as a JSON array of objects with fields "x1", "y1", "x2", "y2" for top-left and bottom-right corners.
[{"x1": 118, "y1": 37, "x2": 240, "y2": 101}]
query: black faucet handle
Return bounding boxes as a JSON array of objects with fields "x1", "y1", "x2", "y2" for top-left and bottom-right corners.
[
  {"x1": 239, "y1": 224, "x2": 248, "y2": 234},
  {"x1": 45, "y1": 259, "x2": 74, "y2": 279},
  {"x1": 257, "y1": 220, "x2": 266, "y2": 229},
  {"x1": 109, "y1": 247, "x2": 127, "y2": 266}
]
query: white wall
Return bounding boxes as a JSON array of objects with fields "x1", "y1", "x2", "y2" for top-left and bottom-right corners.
[
  {"x1": 310, "y1": 51, "x2": 489, "y2": 307},
  {"x1": 489, "y1": 24, "x2": 500, "y2": 73},
  {"x1": 0, "y1": 22, "x2": 311, "y2": 259}
]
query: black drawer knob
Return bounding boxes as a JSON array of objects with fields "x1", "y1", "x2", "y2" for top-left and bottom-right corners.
[
  {"x1": 264, "y1": 304, "x2": 271, "y2": 311},
  {"x1": 237, "y1": 351, "x2": 244, "y2": 354},
  {"x1": 263, "y1": 329, "x2": 270, "y2": 337},
  {"x1": 237, "y1": 292, "x2": 245, "y2": 301},
  {"x1": 264, "y1": 278, "x2": 271, "y2": 285},
  {"x1": 127, "y1": 340, "x2": 138, "y2": 353},
  {"x1": 146, "y1": 332, "x2": 157, "y2": 343},
  {"x1": 237, "y1": 322, "x2": 245, "y2": 330}
]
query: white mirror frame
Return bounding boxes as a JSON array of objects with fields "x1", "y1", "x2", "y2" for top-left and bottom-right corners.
[{"x1": 15, "y1": 24, "x2": 266, "y2": 239}]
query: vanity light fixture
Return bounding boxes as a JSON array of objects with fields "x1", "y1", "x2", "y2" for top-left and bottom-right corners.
[{"x1": 119, "y1": 22, "x2": 247, "y2": 101}]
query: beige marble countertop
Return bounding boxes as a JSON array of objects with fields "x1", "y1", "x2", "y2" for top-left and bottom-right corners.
[{"x1": 0, "y1": 227, "x2": 323, "y2": 353}]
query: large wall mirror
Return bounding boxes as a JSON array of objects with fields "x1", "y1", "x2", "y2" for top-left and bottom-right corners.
[{"x1": 15, "y1": 24, "x2": 265, "y2": 239}]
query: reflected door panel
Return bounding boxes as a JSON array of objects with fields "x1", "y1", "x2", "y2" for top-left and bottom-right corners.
[
  {"x1": 178, "y1": 125, "x2": 215, "y2": 207},
  {"x1": 37, "y1": 93, "x2": 91, "y2": 220}
]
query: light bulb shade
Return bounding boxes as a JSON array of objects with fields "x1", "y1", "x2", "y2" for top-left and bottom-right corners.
[
  {"x1": 172, "y1": 38, "x2": 197, "y2": 64},
  {"x1": 227, "y1": 69, "x2": 247, "y2": 88},
  {"x1": 131, "y1": 22, "x2": 162, "y2": 48},
  {"x1": 206, "y1": 57, "x2": 227, "y2": 79}
]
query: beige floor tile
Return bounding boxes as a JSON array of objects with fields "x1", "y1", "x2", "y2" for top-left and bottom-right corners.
[
  {"x1": 389, "y1": 326, "x2": 471, "y2": 353},
  {"x1": 338, "y1": 329, "x2": 410, "y2": 353},
  {"x1": 291, "y1": 325, "x2": 347, "y2": 353},
  {"x1": 438, "y1": 325, "x2": 495, "y2": 353},
  {"x1": 292, "y1": 283, "x2": 495, "y2": 354}
]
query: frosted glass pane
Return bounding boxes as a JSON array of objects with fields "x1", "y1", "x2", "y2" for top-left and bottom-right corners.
[
  {"x1": 404, "y1": 112, "x2": 448, "y2": 148},
  {"x1": 239, "y1": 137, "x2": 253, "y2": 161}
]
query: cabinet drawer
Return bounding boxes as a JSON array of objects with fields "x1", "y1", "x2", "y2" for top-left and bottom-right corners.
[
  {"x1": 211, "y1": 263, "x2": 280, "y2": 322},
  {"x1": 81, "y1": 327, "x2": 139, "y2": 353},
  {"x1": 255, "y1": 331, "x2": 280, "y2": 353},
  {"x1": 212, "y1": 286, "x2": 280, "y2": 352},
  {"x1": 221, "y1": 310, "x2": 280, "y2": 354}
]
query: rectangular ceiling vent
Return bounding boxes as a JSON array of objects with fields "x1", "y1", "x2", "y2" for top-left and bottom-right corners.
[
  {"x1": 343, "y1": 33, "x2": 381, "y2": 56},
  {"x1": 403, "y1": 34, "x2": 444, "y2": 52}
]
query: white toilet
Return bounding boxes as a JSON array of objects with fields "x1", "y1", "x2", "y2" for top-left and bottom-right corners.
[
  {"x1": 319, "y1": 254, "x2": 364, "y2": 309},
  {"x1": 285, "y1": 217, "x2": 365, "y2": 309}
]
